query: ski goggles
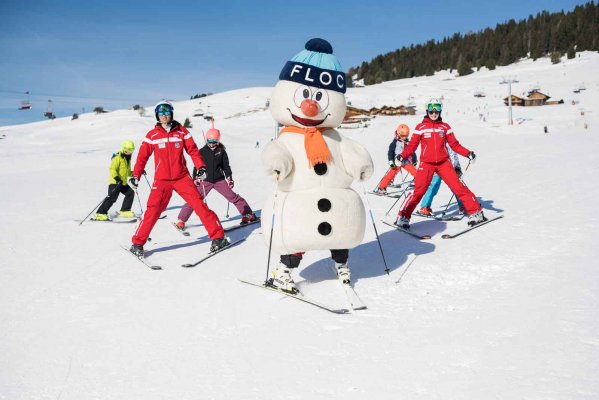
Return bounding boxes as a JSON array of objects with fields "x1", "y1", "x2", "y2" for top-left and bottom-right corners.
[
  {"x1": 427, "y1": 103, "x2": 442, "y2": 113},
  {"x1": 207, "y1": 139, "x2": 218, "y2": 144},
  {"x1": 156, "y1": 104, "x2": 173, "y2": 114}
]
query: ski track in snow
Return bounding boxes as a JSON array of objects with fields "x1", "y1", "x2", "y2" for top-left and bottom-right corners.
[{"x1": 1, "y1": 55, "x2": 598, "y2": 399}]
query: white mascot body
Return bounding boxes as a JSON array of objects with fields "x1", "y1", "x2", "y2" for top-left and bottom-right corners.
[{"x1": 262, "y1": 38, "x2": 374, "y2": 258}]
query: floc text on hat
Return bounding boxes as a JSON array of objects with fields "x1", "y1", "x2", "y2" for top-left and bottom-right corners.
[{"x1": 279, "y1": 61, "x2": 346, "y2": 94}]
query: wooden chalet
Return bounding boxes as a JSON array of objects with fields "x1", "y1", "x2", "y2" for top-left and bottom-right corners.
[{"x1": 503, "y1": 90, "x2": 563, "y2": 107}]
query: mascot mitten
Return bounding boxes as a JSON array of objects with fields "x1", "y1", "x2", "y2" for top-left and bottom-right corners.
[{"x1": 262, "y1": 38, "x2": 373, "y2": 293}]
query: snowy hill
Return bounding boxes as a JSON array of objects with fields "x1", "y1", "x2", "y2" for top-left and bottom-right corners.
[{"x1": 1, "y1": 53, "x2": 598, "y2": 399}]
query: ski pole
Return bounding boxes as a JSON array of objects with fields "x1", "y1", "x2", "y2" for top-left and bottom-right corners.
[
  {"x1": 220, "y1": 168, "x2": 231, "y2": 218},
  {"x1": 361, "y1": 183, "x2": 390, "y2": 275},
  {"x1": 142, "y1": 171, "x2": 152, "y2": 189},
  {"x1": 440, "y1": 160, "x2": 471, "y2": 216},
  {"x1": 134, "y1": 188, "x2": 144, "y2": 215},
  {"x1": 384, "y1": 180, "x2": 412, "y2": 216},
  {"x1": 264, "y1": 176, "x2": 279, "y2": 284},
  {"x1": 78, "y1": 184, "x2": 122, "y2": 225}
]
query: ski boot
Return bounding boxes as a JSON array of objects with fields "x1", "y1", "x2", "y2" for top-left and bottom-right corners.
[
  {"x1": 467, "y1": 210, "x2": 485, "y2": 227},
  {"x1": 241, "y1": 213, "x2": 258, "y2": 225},
  {"x1": 395, "y1": 216, "x2": 410, "y2": 230},
  {"x1": 418, "y1": 206, "x2": 433, "y2": 216},
  {"x1": 94, "y1": 213, "x2": 110, "y2": 221},
  {"x1": 130, "y1": 244, "x2": 144, "y2": 258},
  {"x1": 335, "y1": 262, "x2": 351, "y2": 284},
  {"x1": 119, "y1": 210, "x2": 136, "y2": 218},
  {"x1": 269, "y1": 264, "x2": 297, "y2": 294},
  {"x1": 374, "y1": 187, "x2": 387, "y2": 195},
  {"x1": 175, "y1": 220, "x2": 186, "y2": 230},
  {"x1": 210, "y1": 237, "x2": 230, "y2": 252}
]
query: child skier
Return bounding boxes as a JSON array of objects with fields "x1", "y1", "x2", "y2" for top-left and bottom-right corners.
[
  {"x1": 95, "y1": 140, "x2": 136, "y2": 221},
  {"x1": 416, "y1": 144, "x2": 464, "y2": 216},
  {"x1": 395, "y1": 98, "x2": 484, "y2": 228},
  {"x1": 128, "y1": 101, "x2": 228, "y2": 257},
  {"x1": 374, "y1": 124, "x2": 417, "y2": 195},
  {"x1": 175, "y1": 126, "x2": 258, "y2": 230}
]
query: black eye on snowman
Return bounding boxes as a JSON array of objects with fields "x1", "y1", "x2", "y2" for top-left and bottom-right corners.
[
  {"x1": 312, "y1": 90, "x2": 329, "y2": 111},
  {"x1": 293, "y1": 85, "x2": 312, "y2": 108}
]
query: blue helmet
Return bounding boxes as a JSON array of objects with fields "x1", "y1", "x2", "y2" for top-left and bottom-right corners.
[{"x1": 154, "y1": 100, "x2": 174, "y2": 121}]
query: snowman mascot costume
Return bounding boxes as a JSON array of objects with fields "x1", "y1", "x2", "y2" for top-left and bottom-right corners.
[{"x1": 262, "y1": 38, "x2": 374, "y2": 293}]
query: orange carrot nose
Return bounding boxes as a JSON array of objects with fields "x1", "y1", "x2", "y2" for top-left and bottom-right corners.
[{"x1": 300, "y1": 99, "x2": 319, "y2": 117}]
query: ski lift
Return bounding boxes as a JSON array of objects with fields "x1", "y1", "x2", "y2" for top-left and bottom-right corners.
[
  {"x1": 19, "y1": 91, "x2": 31, "y2": 110},
  {"x1": 43, "y1": 99, "x2": 56, "y2": 119}
]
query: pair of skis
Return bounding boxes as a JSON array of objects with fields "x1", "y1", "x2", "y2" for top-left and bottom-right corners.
[
  {"x1": 240, "y1": 264, "x2": 367, "y2": 314},
  {"x1": 171, "y1": 218, "x2": 261, "y2": 237},
  {"x1": 121, "y1": 237, "x2": 246, "y2": 270},
  {"x1": 382, "y1": 214, "x2": 504, "y2": 240},
  {"x1": 413, "y1": 210, "x2": 465, "y2": 222}
]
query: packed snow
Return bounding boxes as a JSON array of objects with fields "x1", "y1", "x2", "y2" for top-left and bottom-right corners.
[{"x1": 0, "y1": 52, "x2": 598, "y2": 399}]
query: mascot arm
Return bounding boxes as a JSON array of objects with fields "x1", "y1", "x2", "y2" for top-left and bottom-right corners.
[
  {"x1": 340, "y1": 138, "x2": 374, "y2": 182},
  {"x1": 262, "y1": 140, "x2": 294, "y2": 179}
]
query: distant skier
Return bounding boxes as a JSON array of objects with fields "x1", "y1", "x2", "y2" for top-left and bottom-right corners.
[
  {"x1": 374, "y1": 124, "x2": 417, "y2": 195},
  {"x1": 415, "y1": 143, "x2": 464, "y2": 216},
  {"x1": 128, "y1": 101, "x2": 228, "y2": 257},
  {"x1": 94, "y1": 140, "x2": 136, "y2": 221},
  {"x1": 255, "y1": 140, "x2": 260, "y2": 148},
  {"x1": 175, "y1": 126, "x2": 258, "y2": 230},
  {"x1": 395, "y1": 98, "x2": 484, "y2": 228}
]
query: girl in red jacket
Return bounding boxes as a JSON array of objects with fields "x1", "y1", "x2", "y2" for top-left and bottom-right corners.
[
  {"x1": 395, "y1": 98, "x2": 484, "y2": 228},
  {"x1": 127, "y1": 101, "x2": 227, "y2": 257}
]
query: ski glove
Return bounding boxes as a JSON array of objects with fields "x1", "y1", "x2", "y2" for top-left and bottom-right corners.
[
  {"x1": 454, "y1": 167, "x2": 462, "y2": 177},
  {"x1": 388, "y1": 160, "x2": 396, "y2": 169},
  {"x1": 468, "y1": 151, "x2": 476, "y2": 161},
  {"x1": 193, "y1": 167, "x2": 207, "y2": 181},
  {"x1": 227, "y1": 178, "x2": 234, "y2": 189},
  {"x1": 396, "y1": 154, "x2": 403, "y2": 163},
  {"x1": 114, "y1": 176, "x2": 122, "y2": 185},
  {"x1": 128, "y1": 176, "x2": 139, "y2": 189}
]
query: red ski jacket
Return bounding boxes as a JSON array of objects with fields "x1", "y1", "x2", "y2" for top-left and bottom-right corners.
[
  {"x1": 399, "y1": 116, "x2": 470, "y2": 164},
  {"x1": 133, "y1": 121, "x2": 206, "y2": 180}
]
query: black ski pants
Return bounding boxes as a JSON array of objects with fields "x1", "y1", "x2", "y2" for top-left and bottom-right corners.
[
  {"x1": 280, "y1": 249, "x2": 349, "y2": 269},
  {"x1": 97, "y1": 184, "x2": 134, "y2": 215}
]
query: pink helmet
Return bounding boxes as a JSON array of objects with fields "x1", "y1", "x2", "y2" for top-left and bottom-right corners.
[{"x1": 205, "y1": 128, "x2": 221, "y2": 142}]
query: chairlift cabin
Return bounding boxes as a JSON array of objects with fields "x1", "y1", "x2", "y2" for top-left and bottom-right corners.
[
  {"x1": 43, "y1": 99, "x2": 56, "y2": 119},
  {"x1": 19, "y1": 91, "x2": 31, "y2": 110}
]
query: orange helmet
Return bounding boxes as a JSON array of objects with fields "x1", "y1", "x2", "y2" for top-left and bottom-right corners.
[{"x1": 395, "y1": 124, "x2": 410, "y2": 139}]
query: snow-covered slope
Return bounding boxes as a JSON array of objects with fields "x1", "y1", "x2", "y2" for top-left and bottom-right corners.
[{"x1": 1, "y1": 53, "x2": 598, "y2": 400}]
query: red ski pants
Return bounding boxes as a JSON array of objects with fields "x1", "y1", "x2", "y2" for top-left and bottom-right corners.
[
  {"x1": 132, "y1": 176, "x2": 224, "y2": 245},
  {"x1": 398, "y1": 159, "x2": 480, "y2": 218},
  {"x1": 378, "y1": 164, "x2": 417, "y2": 189}
]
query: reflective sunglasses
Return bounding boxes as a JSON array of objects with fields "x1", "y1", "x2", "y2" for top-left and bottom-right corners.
[
  {"x1": 207, "y1": 139, "x2": 218, "y2": 144},
  {"x1": 157, "y1": 110, "x2": 172, "y2": 116},
  {"x1": 427, "y1": 103, "x2": 442, "y2": 113}
]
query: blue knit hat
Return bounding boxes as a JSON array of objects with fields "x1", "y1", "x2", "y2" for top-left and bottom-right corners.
[{"x1": 279, "y1": 38, "x2": 346, "y2": 94}]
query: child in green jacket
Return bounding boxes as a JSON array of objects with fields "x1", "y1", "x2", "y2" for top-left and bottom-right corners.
[{"x1": 95, "y1": 140, "x2": 136, "y2": 220}]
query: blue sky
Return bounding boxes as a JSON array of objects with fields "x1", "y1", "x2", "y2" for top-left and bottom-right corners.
[{"x1": 0, "y1": 0, "x2": 588, "y2": 125}]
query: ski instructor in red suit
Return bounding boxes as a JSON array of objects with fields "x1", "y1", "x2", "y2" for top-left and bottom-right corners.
[
  {"x1": 395, "y1": 98, "x2": 484, "y2": 229},
  {"x1": 128, "y1": 100, "x2": 228, "y2": 257}
]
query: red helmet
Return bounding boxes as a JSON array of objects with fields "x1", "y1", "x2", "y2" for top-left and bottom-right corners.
[
  {"x1": 395, "y1": 124, "x2": 410, "y2": 139},
  {"x1": 205, "y1": 128, "x2": 221, "y2": 142}
]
